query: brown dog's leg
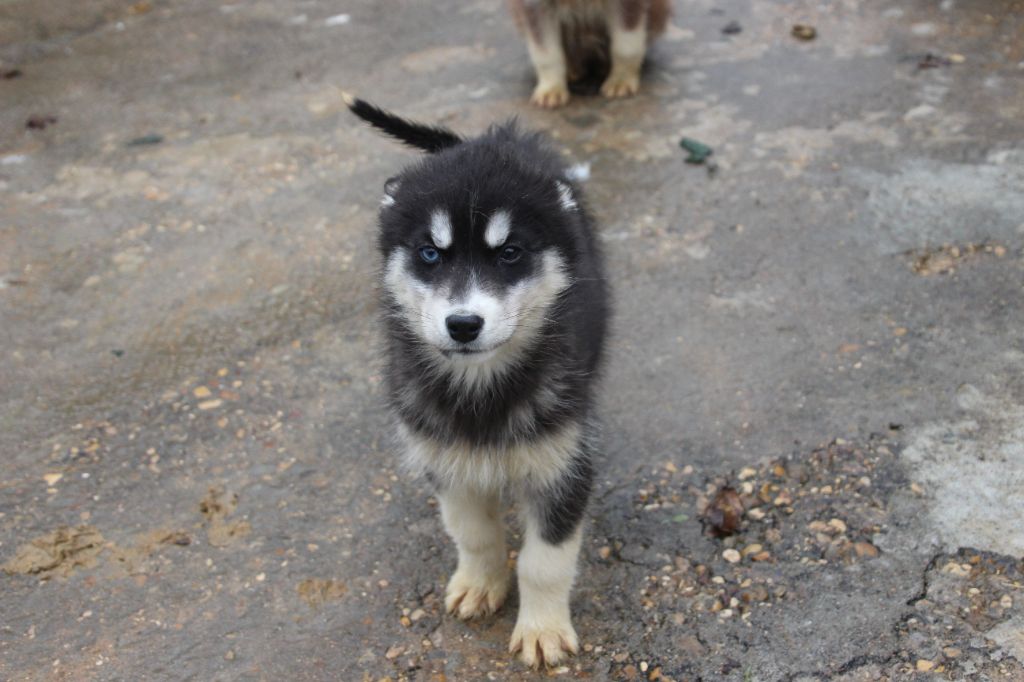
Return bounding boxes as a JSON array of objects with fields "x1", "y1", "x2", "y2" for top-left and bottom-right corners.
[
  {"x1": 601, "y1": 0, "x2": 647, "y2": 98},
  {"x1": 511, "y1": 0, "x2": 570, "y2": 108}
]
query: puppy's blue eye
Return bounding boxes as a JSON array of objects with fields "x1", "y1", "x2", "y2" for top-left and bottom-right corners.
[
  {"x1": 418, "y1": 246, "x2": 441, "y2": 264},
  {"x1": 499, "y1": 245, "x2": 522, "y2": 264}
]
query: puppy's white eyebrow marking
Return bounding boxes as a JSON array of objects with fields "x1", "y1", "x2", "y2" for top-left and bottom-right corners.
[
  {"x1": 484, "y1": 210, "x2": 511, "y2": 248},
  {"x1": 555, "y1": 181, "x2": 577, "y2": 211},
  {"x1": 430, "y1": 210, "x2": 453, "y2": 248}
]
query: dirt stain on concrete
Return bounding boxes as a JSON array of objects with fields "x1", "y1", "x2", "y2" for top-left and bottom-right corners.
[
  {"x1": 199, "y1": 487, "x2": 252, "y2": 547},
  {"x1": 908, "y1": 242, "x2": 1008, "y2": 276},
  {"x1": 3, "y1": 525, "x2": 192, "y2": 579},
  {"x1": 106, "y1": 528, "x2": 191, "y2": 575},
  {"x1": 2, "y1": 525, "x2": 106, "y2": 578},
  {"x1": 297, "y1": 578, "x2": 348, "y2": 608}
]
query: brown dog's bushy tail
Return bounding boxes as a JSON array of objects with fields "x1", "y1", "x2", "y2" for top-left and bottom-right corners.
[{"x1": 344, "y1": 93, "x2": 462, "y2": 153}]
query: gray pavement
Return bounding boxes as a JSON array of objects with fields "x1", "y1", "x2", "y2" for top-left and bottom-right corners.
[{"x1": 1, "y1": 0, "x2": 1023, "y2": 680}]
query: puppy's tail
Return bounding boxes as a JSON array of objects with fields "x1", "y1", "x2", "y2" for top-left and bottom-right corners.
[{"x1": 344, "y1": 93, "x2": 462, "y2": 153}]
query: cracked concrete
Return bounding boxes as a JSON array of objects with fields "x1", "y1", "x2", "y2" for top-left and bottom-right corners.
[{"x1": 2, "y1": 0, "x2": 1023, "y2": 680}]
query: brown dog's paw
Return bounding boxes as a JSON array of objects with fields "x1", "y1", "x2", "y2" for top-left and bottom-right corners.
[
  {"x1": 600, "y1": 71, "x2": 640, "y2": 99},
  {"x1": 531, "y1": 82, "x2": 570, "y2": 108}
]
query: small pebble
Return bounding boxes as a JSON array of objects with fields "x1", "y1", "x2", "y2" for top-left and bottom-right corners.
[
  {"x1": 722, "y1": 549, "x2": 741, "y2": 563},
  {"x1": 853, "y1": 542, "x2": 879, "y2": 558},
  {"x1": 942, "y1": 561, "x2": 970, "y2": 577},
  {"x1": 791, "y1": 24, "x2": 817, "y2": 40}
]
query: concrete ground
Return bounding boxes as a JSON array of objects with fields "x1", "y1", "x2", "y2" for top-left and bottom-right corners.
[{"x1": 1, "y1": 0, "x2": 1023, "y2": 679}]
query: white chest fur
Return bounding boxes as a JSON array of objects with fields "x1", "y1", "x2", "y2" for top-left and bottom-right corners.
[{"x1": 398, "y1": 422, "x2": 582, "y2": 492}]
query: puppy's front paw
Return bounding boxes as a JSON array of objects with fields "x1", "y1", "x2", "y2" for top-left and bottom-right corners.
[
  {"x1": 600, "y1": 71, "x2": 640, "y2": 99},
  {"x1": 509, "y1": 616, "x2": 579, "y2": 668},
  {"x1": 445, "y1": 567, "x2": 509, "y2": 619},
  {"x1": 531, "y1": 81, "x2": 570, "y2": 108}
]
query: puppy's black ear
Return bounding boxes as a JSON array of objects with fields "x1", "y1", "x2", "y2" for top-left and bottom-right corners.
[
  {"x1": 345, "y1": 94, "x2": 462, "y2": 153},
  {"x1": 381, "y1": 176, "x2": 400, "y2": 206}
]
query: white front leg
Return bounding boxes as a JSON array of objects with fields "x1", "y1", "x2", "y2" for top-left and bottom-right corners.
[
  {"x1": 509, "y1": 513, "x2": 582, "y2": 668},
  {"x1": 439, "y1": 487, "x2": 510, "y2": 619}
]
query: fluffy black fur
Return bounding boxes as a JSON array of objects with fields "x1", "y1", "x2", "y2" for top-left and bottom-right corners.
[{"x1": 349, "y1": 98, "x2": 608, "y2": 545}]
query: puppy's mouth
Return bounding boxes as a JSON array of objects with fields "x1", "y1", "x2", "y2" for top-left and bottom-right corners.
[
  {"x1": 442, "y1": 346, "x2": 493, "y2": 357},
  {"x1": 439, "y1": 342, "x2": 504, "y2": 360}
]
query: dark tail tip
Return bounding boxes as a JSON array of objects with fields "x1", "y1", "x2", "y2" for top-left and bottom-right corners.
[{"x1": 345, "y1": 94, "x2": 463, "y2": 154}]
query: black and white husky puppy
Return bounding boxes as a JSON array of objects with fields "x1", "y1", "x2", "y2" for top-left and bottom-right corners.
[{"x1": 347, "y1": 97, "x2": 609, "y2": 668}]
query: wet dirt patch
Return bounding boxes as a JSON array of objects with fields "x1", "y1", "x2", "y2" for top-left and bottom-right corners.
[
  {"x1": 297, "y1": 578, "x2": 348, "y2": 608},
  {"x1": 908, "y1": 242, "x2": 1008, "y2": 276},
  {"x1": 199, "y1": 487, "x2": 252, "y2": 547},
  {"x1": 2, "y1": 525, "x2": 105, "y2": 578}
]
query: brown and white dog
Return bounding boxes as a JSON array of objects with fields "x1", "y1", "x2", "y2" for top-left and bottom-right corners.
[{"x1": 508, "y1": 0, "x2": 670, "y2": 107}]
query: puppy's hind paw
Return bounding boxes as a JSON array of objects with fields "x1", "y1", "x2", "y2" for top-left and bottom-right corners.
[
  {"x1": 445, "y1": 568, "x2": 509, "y2": 619},
  {"x1": 531, "y1": 82, "x2": 570, "y2": 109},
  {"x1": 509, "y1": 618, "x2": 579, "y2": 668}
]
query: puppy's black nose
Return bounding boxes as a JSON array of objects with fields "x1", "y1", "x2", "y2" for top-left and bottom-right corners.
[{"x1": 446, "y1": 314, "x2": 483, "y2": 343}]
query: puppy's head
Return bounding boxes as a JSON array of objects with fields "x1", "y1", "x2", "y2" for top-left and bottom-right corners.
[{"x1": 376, "y1": 128, "x2": 581, "y2": 365}]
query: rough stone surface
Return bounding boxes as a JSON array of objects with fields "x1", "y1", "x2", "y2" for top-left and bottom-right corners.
[{"x1": 2, "y1": 0, "x2": 1023, "y2": 680}]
